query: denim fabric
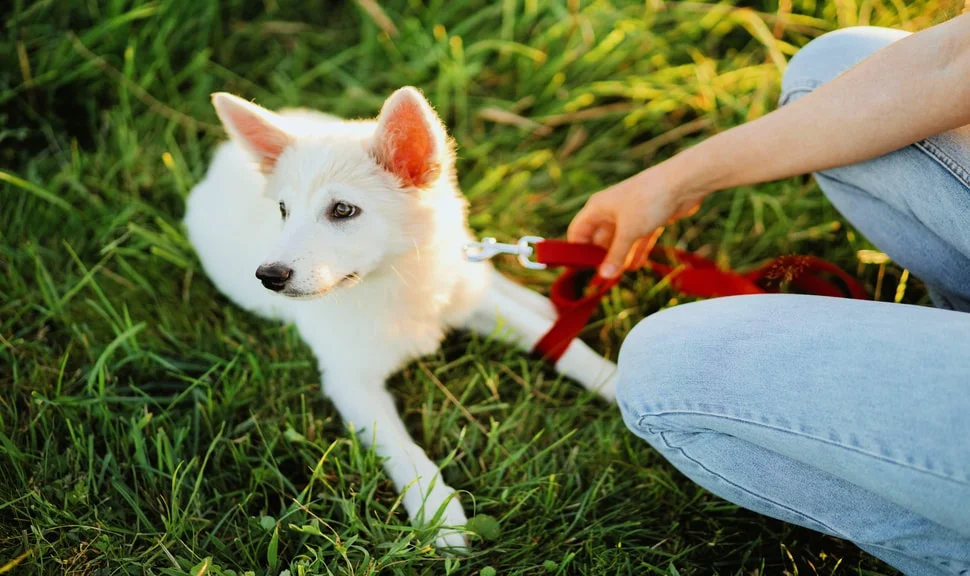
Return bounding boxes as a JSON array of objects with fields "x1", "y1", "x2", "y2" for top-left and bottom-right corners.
[
  {"x1": 781, "y1": 27, "x2": 970, "y2": 311},
  {"x1": 617, "y1": 27, "x2": 970, "y2": 576}
]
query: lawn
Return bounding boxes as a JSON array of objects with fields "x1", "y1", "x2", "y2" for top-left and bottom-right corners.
[{"x1": 1, "y1": 0, "x2": 961, "y2": 574}]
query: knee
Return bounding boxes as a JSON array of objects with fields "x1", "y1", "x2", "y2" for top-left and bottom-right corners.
[
  {"x1": 616, "y1": 295, "x2": 769, "y2": 431},
  {"x1": 781, "y1": 26, "x2": 909, "y2": 105},
  {"x1": 615, "y1": 301, "x2": 705, "y2": 422},
  {"x1": 616, "y1": 295, "x2": 819, "y2": 432}
]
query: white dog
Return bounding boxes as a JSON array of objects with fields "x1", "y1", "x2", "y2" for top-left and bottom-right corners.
[{"x1": 184, "y1": 87, "x2": 617, "y2": 549}]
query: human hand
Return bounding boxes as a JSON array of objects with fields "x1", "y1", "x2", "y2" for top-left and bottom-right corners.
[{"x1": 567, "y1": 163, "x2": 702, "y2": 278}]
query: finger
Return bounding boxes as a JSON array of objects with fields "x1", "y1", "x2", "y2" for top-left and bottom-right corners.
[
  {"x1": 598, "y1": 231, "x2": 637, "y2": 279},
  {"x1": 567, "y1": 210, "x2": 598, "y2": 244},
  {"x1": 591, "y1": 224, "x2": 613, "y2": 249}
]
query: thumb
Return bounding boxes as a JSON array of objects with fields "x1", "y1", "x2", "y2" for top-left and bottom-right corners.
[{"x1": 598, "y1": 231, "x2": 636, "y2": 279}]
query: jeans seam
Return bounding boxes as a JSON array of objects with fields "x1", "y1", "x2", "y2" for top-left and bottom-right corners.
[
  {"x1": 914, "y1": 139, "x2": 970, "y2": 193},
  {"x1": 642, "y1": 410, "x2": 970, "y2": 487},
  {"x1": 652, "y1": 428, "x2": 846, "y2": 538},
  {"x1": 778, "y1": 79, "x2": 820, "y2": 106},
  {"x1": 779, "y1": 56, "x2": 861, "y2": 106},
  {"x1": 649, "y1": 425, "x2": 970, "y2": 571}
]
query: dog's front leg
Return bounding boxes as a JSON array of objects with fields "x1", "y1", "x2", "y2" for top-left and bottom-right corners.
[
  {"x1": 322, "y1": 370, "x2": 468, "y2": 551},
  {"x1": 465, "y1": 269, "x2": 617, "y2": 401}
]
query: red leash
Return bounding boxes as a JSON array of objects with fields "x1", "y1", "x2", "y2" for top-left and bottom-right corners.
[{"x1": 464, "y1": 237, "x2": 870, "y2": 363}]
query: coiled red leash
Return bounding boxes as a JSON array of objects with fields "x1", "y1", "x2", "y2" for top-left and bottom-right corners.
[{"x1": 464, "y1": 236, "x2": 869, "y2": 362}]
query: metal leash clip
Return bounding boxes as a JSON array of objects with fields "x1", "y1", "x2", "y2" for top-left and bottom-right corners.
[{"x1": 462, "y1": 236, "x2": 547, "y2": 270}]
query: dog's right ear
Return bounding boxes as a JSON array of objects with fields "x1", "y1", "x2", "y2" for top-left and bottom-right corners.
[
  {"x1": 371, "y1": 87, "x2": 448, "y2": 190},
  {"x1": 211, "y1": 93, "x2": 292, "y2": 173}
]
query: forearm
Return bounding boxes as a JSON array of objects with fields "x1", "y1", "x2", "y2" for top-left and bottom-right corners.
[{"x1": 666, "y1": 13, "x2": 970, "y2": 199}]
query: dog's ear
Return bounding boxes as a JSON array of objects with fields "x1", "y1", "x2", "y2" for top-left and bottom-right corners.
[
  {"x1": 371, "y1": 87, "x2": 448, "y2": 189},
  {"x1": 211, "y1": 93, "x2": 292, "y2": 173}
]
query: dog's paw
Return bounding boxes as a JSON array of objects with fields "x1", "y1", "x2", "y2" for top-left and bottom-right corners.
[
  {"x1": 433, "y1": 500, "x2": 470, "y2": 554},
  {"x1": 403, "y1": 481, "x2": 470, "y2": 552},
  {"x1": 435, "y1": 531, "x2": 470, "y2": 553}
]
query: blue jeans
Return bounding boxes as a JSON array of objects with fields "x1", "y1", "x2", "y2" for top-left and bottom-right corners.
[{"x1": 616, "y1": 27, "x2": 970, "y2": 576}]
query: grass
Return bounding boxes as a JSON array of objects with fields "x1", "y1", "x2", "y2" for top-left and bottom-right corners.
[{"x1": 0, "y1": 0, "x2": 963, "y2": 574}]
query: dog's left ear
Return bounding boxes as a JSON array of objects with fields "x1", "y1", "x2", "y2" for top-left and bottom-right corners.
[
  {"x1": 211, "y1": 92, "x2": 292, "y2": 173},
  {"x1": 371, "y1": 87, "x2": 448, "y2": 189}
]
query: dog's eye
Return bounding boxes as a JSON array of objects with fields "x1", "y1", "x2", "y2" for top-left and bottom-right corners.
[
  {"x1": 279, "y1": 201, "x2": 287, "y2": 220},
  {"x1": 330, "y1": 201, "x2": 359, "y2": 220}
]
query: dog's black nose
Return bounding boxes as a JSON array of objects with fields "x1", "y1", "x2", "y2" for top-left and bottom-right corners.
[{"x1": 255, "y1": 264, "x2": 292, "y2": 292}]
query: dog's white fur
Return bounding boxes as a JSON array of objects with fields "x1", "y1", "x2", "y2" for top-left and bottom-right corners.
[{"x1": 184, "y1": 87, "x2": 616, "y2": 550}]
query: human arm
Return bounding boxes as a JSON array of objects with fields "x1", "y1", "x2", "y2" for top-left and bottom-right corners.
[{"x1": 569, "y1": 12, "x2": 970, "y2": 278}]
